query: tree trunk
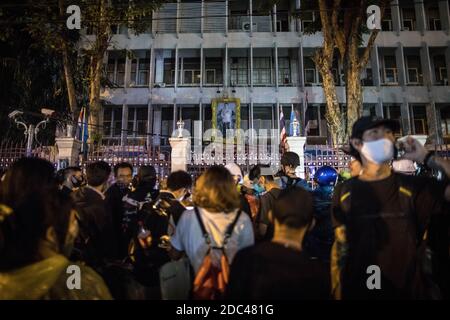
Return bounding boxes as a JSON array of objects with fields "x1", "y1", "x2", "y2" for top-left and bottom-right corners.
[
  {"x1": 59, "y1": 0, "x2": 79, "y2": 135},
  {"x1": 315, "y1": 52, "x2": 345, "y2": 146},
  {"x1": 88, "y1": 53, "x2": 103, "y2": 142},
  {"x1": 62, "y1": 43, "x2": 79, "y2": 125},
  {"x1": 345, "y1": 54, "x2": 363, "y2": 138},
  {"x1": 88, "y1": 0, "x2": 109, "y2": 143}
]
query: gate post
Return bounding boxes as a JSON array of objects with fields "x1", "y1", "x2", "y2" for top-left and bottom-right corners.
[
  {"x1": 169, "y1": 137, "x2": 191, "y2": 172},
  {"x1": 286, "y1": 136, "x2": 307, "y2": 179},
  {"x1": 55, "y1": 137, "x2": 81, "y2": 168}
]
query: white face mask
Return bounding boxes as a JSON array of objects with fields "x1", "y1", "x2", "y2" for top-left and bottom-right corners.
[{"x1": 360, "y1": 138, "x2": 394, "y2": 164}]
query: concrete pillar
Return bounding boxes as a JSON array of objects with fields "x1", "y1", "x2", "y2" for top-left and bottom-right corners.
[
  {"x1": 391, "y1": 0, "x2": 401, "y2": 35},
  {"x1": 176, "y1": 0, "x2": 180, "y2": 38},
  {"x1": 274, "y1": 42, "x2": 279, "y2": 91},
  {"x1": 371, "y1": 44, "x2": 381, "y2": 87},
  {"x1": 55, "y1": 138, "x2": 81, "y2": 167},
  {"x1": 273, "y1": 4, "x2": 277, "y2": 36},
  {"x1": 199, "y1": 100, "x2": 203, "y2": 136},
  {"x1": 400, "y1": 101, "x2": 411, "y2": 135},
  {"x1": 224, "y1": 44, "x2": 228, "y2": 88},
  {"x1": 151, "y1": 10, "x2": 157, "y2": 38},
  {"x1": 174, "y1": 46, "x2": 179, "y2": 92},
  {"x1": 200, "y1": 44, "x2": 204, "y2": 91},
  {"x1": 149, "y1": 46, "x2": 155, "y2": 90},
  {"x1": 420, "y1": 42, "x2": 433, "y2": 86},
  {"x1": 250, "y1": 44, "x2": 254, "y2": 91},
  {"x1": 445, "y1": 43, "x2": 450, "y2": 86},
  {"x1": 414, "y1": 0, "x2": 426, "y2": 34},
  {"x1": 201, "y1": 0, "x2": 204, "y2": 38},
  {"x1": 249, "y1": 0, "x2": 253, "y2": 37},
  {"x1": 286, "y1": 136, "x2": 307, "y2": 179},
  {"x1": 298, "y1": 41, "x2": 304, "y2": 89},
  {"x1": 426, "y1": 102, "x2": 441, "y2": 144},
  {"x1": 172, "y1": 101, "x2": 177, "y2": 133},
  {"x1": 121, "y1": 104, "x2": 128, "y2": 146},
  {"x1": 124, "y1": 51, "x2": 131, "y2": 89},
  {"x1": 250, "y1": 98, "x2": 254, "y2": 132},
  {"x1": 146, "y1": 101, "x2": 153, "y2": 147},
  {"x1": 169, "y1": 137, "x2": 191, "y2": 172},
  {"x1": 395, "y1": 43, "x2": 407, "y2": 87},
  {"x1": 439, "y1": 0, "x2": 450, "y2": 34},
  {"x1": 153, "y1": 108, "x2": 162, "y2": 146},
  {"x1": 376, "y1": 98, "x2": 384, "y2": 118},
  {"x1": 225, "y1": 0, "x2": 229, "y2": 36}
]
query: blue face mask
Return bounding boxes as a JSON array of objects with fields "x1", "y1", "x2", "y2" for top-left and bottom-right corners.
[{"x1": 253, "y1": 184, "x2": 265, "y2": 195}]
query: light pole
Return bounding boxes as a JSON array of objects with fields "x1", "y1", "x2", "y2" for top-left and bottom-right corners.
[{"x1": 9, "y1": 109, "x2": 53, "y2": 156}]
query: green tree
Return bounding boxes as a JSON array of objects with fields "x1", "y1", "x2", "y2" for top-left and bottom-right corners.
[
  {"x1": 260, "y1": 0, "x2": 390, "y2": 145},
  {"x1": 76, "y1": 0, "x2": 167, "y2": 140},
  {"x1": 3, "y1": 0, "x2": 167, "y2": 140}
]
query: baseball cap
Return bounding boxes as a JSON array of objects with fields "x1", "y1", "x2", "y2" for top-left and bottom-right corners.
[{"x1": 351, "y1": 116, "x2": 400, "y2": 139}]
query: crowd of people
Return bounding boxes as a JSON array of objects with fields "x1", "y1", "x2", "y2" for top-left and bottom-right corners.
[{"x1": 0, "y1": 116, "x2": 449, "y2": 300}]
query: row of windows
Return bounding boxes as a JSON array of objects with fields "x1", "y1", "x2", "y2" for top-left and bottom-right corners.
[
  {"x1": 87, "y1": 3, "x2": 450, "y2": 35},
  {"x1": 106, "y1": 53, "x2": 448, "y2": 88},
  {"x1": 102, "y1": 104, "x2": 450, "y2": 140}
]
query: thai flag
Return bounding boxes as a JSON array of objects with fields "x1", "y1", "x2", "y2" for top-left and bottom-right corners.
[
  {"x1": 76, "y1": 107, "x2": 89, "y2": 152},
  {"x1": 280, "y1": 108, "x2": 287, "y2": 153}
]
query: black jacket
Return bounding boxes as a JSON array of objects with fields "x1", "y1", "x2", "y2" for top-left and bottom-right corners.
[
  {"x1": 71, "y1": 186, "x2": 112, "y2": 268},
  {"x1": 105, "y1": 183, "x2": 130, "y2": 259}
]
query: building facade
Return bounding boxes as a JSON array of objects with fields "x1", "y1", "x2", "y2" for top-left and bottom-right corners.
[{"x1": 82, "y1": 0, "x2": 450, "y2": 147}]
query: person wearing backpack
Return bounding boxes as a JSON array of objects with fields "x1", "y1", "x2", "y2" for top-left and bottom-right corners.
[
  {"x1": 169, "y1": 166, "x2": 254, "y2": 300},
  {"x1": 331, "y1": 116, "x2": 449, "y2": 300},
  {"x1": 226, "y1": 188, "x2": 330, "y2": 300},
  {"x1": 276, "y1": 152, "x2": 312, "y2": 191}
]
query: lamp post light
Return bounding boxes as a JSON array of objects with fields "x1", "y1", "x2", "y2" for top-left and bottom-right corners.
[{"x1": 9, "y1": 109, "x2": 53, "y2": 156}]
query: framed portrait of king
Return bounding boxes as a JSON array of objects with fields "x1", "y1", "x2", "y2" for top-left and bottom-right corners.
[{"x1": 211, "y1": 98, "x2": 241, "y2": 137}]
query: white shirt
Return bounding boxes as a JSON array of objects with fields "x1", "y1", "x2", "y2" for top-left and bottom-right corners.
[
  {"x1": 221, "y1": 107, "x2": 232, "y2": 123},
  {"x1": 170, "y1": 207, "x2": 254, "y2": 274}
]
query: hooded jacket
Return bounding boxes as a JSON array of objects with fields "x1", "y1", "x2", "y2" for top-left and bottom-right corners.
[{"x1": 0, "y1": 254, "x2": 112, "y2": 300}]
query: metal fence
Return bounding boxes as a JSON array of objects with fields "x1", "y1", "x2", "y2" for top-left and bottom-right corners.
[
  {"x1": 0, "y1": 140, "x2": 57, "y2": 171},
  {"x1": 1, "y1": 138, "x2": 449, "y2": 182},
  {"x1": 304, "y1": 145, "x2": 351, "y2": 183},
  {"x1": 84, "y1": 142, "x2": 172, "y2": 179}
]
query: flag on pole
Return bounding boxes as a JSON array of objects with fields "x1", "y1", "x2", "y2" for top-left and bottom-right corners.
[
  {"x1": 289, "y1": 104, "x2": 295, "y2": 136},
  {"x1": 280, "y1": 108, "x2": 287, "y2": 153},
  {"x1": 76, "y1": 107, "x2": 89, "y2": 153},
  {"x1": 303, "y1": 91, "x2": 309, "y2": 136}
]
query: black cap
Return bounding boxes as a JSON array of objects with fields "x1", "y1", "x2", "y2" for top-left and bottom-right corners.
[{"x1": 351, "y1": 116, "x2": 400, "y2": 139}]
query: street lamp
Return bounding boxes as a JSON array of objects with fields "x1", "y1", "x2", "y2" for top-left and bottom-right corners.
[{"x1": 9, "y1": 109, "x2": 54, "y2": 156}]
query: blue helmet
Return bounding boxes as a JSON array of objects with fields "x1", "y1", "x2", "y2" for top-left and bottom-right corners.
[{"x1": 314, "y1": 166, "x2": 338, "y2": 187}]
